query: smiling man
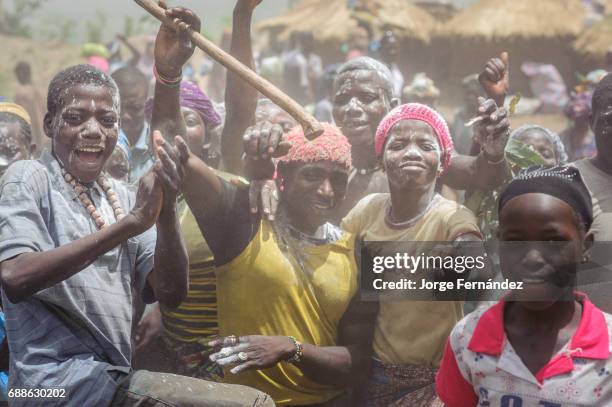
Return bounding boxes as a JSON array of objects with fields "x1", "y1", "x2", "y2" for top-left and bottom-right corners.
[{"x1": 0, "y1": 60, "x2": 272, "y2": 405}]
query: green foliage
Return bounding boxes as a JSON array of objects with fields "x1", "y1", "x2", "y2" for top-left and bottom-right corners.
[
  {"x1": 466, "y1": 138, "x2": 547, "y2": 241},
  {"x1": 504, "y1": 138, "x2": 547, "y2": 168},
  {"x1": 122, "y1": 14, "x2": 158, "y2": 38},
  {"x1": 85, "y1": 10, "x2": 107, "y2": 43},
  {"x1": 37, "y1": 16, "x2": 78, "y2": 43},
  {"x1": 0, "y1": 0, "x2": 43, "y2": 37}
]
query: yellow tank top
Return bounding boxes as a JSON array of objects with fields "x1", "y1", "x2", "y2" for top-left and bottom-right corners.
[{"x1": 216, "y1": 219, "x2": 358, "y2": 406}]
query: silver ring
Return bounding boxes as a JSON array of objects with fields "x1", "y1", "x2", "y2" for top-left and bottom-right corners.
[
  {"x1": 238, "y1": 352, "x2": 249, "y2": 362},
  {"x1": 220, "y1": 347, "x2": 232, "y2": 357}
]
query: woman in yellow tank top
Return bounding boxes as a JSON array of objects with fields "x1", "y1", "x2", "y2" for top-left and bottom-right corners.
[{"x1": 166, "y1": 121, "x2": 377, "y2": 406}]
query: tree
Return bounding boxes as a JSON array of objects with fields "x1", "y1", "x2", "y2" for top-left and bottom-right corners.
[{"x1": 0, "y1": 0, "x2": 44, "y2": 37}]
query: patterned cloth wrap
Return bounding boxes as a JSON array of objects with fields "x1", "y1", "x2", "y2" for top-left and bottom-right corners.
[
  {"x1": 162, "y1": 335, "x2": 224, "y2": 381},
  {"x1": 277, "y1": 122, "x2": 352, "y2": 169},
  {"x1": 361, "y1": 359, "x2": 444, "y2": 407},
  {"x1": 144, "y1": 81, "x2": 221, "y2": 128},
  {"x1": 374, "y1": 103, "x2": 453, "y2": 173}
]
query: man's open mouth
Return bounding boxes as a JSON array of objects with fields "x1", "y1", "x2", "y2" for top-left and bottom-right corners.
[
  {"x1": 75, "y1": 146, "x2": 104, "y2": 163},
  {"x1": 312, "y1": 202, "x2": 333, "y2": 211}
]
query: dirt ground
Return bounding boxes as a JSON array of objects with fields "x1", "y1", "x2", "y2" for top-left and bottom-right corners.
[{"x1": 0, "y1": 34, "x2": 82, "y2": 100}]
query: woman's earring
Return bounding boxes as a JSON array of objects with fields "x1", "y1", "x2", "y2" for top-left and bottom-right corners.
[{"x1": 582, "y1": 254, "x2": 590, "y2": 264}]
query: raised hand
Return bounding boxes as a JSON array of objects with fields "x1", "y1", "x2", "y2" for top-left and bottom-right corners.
[
  {"x1": 474, "y1": 97, "x2": 510, "y2": 162},
  {"x1": 130, "y1": 171, "x2": 164, "y2": 233},
  {"x1": 243, "y1": 120, "x2": 291, "y2": 180},
  {"x1": 243, "y1": 121, "x2": 291, "y2": 162},
  {"x1": 152, "y1": 130, "x2": 184, "y2": 205},
  {"x1": 479, "y1": 52, "x2": 509, "y2": 107},
  {"x1": 248, "y1": 179, "x2": 279, "y2": 220},
  {"x1": 154, "y1": 1, "x2": 202, "y2": 78}
]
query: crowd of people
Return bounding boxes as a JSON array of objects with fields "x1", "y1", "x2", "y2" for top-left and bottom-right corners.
[{"x1": 1, "y1": 0, "x2": 612, "y2": 406}]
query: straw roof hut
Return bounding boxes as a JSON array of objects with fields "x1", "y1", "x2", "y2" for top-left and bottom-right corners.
[
  {"x1": 255, "y1": 0, "x2": 438, "y2": 79},
  {"x1": 256, "y1": 0, "x2": 437, "y2": 68},
  {"x1": 433, "y1": 0, "x2": 587, "y2": 99},
  {"x1": 410, "y1": 0, "x2": 457, "y2": 22},
  {"x1": 257, "y1": 0, "x2": 436, "y2": 43},
  {"x1": 438, "y1": 0, "x2": 585, "y2": 40},
  {"x1": 574, "y1": 15, "x2": 612, "y2": 62}
]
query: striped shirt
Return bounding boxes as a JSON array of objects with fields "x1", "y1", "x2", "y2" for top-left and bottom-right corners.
[
  {"x1": 160, "y1": 203, "x2": 218, "y2": 342},
  {"x1": 0, "y1": 150, "x2": 156, "y2": 406}
]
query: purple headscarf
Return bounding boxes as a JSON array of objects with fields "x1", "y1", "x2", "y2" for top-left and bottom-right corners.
[{"x1": 145, "y1": 81, "x2": 221, "y2": 127}]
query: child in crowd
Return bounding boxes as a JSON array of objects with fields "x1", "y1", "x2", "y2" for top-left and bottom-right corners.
[{"x1": 436, "y1": 165, "x2": 612, "y2": 405}]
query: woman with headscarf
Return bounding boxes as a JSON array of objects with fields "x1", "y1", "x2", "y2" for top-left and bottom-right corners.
[
  {"x1": 0, "y1": 102, "x2": 35, "y2": 178},
  {"x1": 161, "y1": 121, "x2": 378, "y2": 406},
  {"x1": 145, "y1": 81, "x2": 222, "y2": 165},
  {"x1": 559, "y1": 90, "x2": 597, "y2": 162},
  {"x1": 466, "y1": 124, "x2": 568, "y2": 241},
  {"x1": 509, "y1": 124, "x2": 568, "y2": 167},
  {"x1": 401, "y1": 73, "x2": 440, "y2": 109},
  {"x1": 341, "y1": 103, "x2": 483, "y2": 406}
]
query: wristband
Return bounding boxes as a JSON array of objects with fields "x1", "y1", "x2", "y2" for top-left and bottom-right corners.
[
  {"x1": 154, "y1": 65, "x2": 182, "y2": 87},
  {"x1": 286, "y1": 336, "x2": 304, "y2": 363},
  {"x1": 481, "y1": 148, "x2": 506, "y2": 165}
]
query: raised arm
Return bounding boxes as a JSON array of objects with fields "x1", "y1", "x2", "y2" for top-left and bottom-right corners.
[
  {"x1": 147, "y1": 5, "x2": 225, "y2": 220},
  {"x1": 117, "y1": 34, "x2": 142, "y2": 67},
  {"x1": 442, "y1": 98, "x2": 511, "y2": 190},
  {"x1": 220, "y1": 0, "x2": 262, "y2": 174},
  {"x1": 442, "y1": 53, "x2": 511, "y2": 190},
  {"x1": 149, "y1": 4, "x2": 200, "y2": 141}
]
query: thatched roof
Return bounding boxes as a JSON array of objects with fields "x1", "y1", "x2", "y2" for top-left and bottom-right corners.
[
  {"x1": 437, "y1": 0, "x2": 586, "y2": 40},
  {"x1": 410, "y1": 0, "x2": 457, "y2": 21},
  {"x1": 255, "y1": 0, "x2": 437, "y2": 43},
  {"x1": 574, "y1": 14, "x2": 612, "y2": 59}
]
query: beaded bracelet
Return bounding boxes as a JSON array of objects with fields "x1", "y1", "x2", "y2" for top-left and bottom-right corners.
[
  {"x1": 153, "y1": 65, "x2": 182, "y2": 87},
  {"x1": 286, "y1": 336, "x2": 304, "y2": 364}
]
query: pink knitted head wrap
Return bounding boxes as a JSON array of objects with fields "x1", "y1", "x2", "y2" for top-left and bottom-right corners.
[
  {"x1": 375, "y1": 103, "x2": 453, "y2": 172},
  {"x1": 277, "y1": 122, "x2": 352, "y2": 169}
]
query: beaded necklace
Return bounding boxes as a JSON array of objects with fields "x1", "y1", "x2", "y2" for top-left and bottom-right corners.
[
  {"x1": 384, "y1": 194, "x2": 441, "y2": 229},
  {"x1": 61, "y1": 169, "x2": 125, "y2": 229}
]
